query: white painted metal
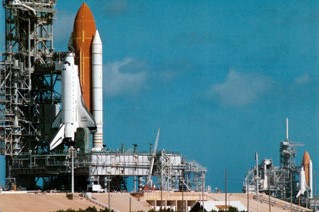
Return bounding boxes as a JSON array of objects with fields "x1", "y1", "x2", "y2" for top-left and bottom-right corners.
[
  {"x1": 255, "y1": 152, "x2": 259, "y2": 212},
  {"x1": 50, "y1": 53, "x2": 96, "y2": 150},
  {"x1": 286, "y1": 118, "x2": 289, "y2": 140},
  {"x1": 90, "y1": 154, "x2": 151, "y2": 176},
  {"x1": 262, "y1": 159, "x2": 271, "y2": 190},
  {"x1": 309, "y1": 160, "x2": 313, "y2": 198},
  {"x1": 92, "y1": 30, "x2": 104, "y2": 151},
  {"x1": 297, "y1": 167, "x2": 306, "y2": 198}
]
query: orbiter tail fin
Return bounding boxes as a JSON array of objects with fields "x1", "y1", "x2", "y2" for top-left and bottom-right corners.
[{"x1": 50, "y1": 124, "x2": 66, "y2": 150}]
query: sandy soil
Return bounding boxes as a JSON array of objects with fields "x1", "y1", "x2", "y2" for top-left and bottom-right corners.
[
  {"x1": 0, "y1": 192, "x2": 101, "y2": 212},
  {"x1": 0, "y1": 191, "x2": 311, "y2": 212}
]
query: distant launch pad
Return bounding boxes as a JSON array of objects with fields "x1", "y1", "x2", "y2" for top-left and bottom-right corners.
[
  {"x1": 243, "y1": 119, "x2": 315, "y2": 209},
  {"x1": 0, "y1": 0, "x2": 206, "y2": 193}
]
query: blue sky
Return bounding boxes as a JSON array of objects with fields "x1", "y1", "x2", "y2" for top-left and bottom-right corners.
[{"x1": 1, "y1": 0, "x2": 319, "y2": 192}]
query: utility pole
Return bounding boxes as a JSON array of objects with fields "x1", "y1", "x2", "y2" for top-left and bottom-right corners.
[
  {"x1": 181, "y1": 176, "x2": 184, "y2": 212},
  {"x1": 246, "y1": 178, "x2": 249, "y2": 211},
  {"x1": 290, "y1": 171, "x2": 293, "y2": 212},
  {"x1": 256, "y1": 152, "x2": 259, "y2": 212},
  {"x1": 268, "y1": 169, "x2": 271, "y2": 212},
  {"x1": 104, "y1": 177, "x2": 107, "y2": 194},
  {"x1": 161, "y1": 182, "x2": 163, "y2": 211},
  {"x1": 161, "y1": 154, "x2": 163, "y2": 211},
  {"x1": 108, "y1": 176, "x2": 111, "y2": 211},
  {"x1": 69, "y1": 146, "x2": 75, "y2": 198},
  {"x1": 313, "y1": 172, "x2": 317, "y2": 211},
  {"x1": 225, "y1": 169, "x2": 228, "y2": 210},
  {"x1": 202, "y1": 172, "x2": 205, "y2": 210}
]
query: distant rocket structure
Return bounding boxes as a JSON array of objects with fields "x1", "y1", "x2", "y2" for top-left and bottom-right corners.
[
  {"x1": 50, "y1": 3, "x2": 103, "y2": 151},
  {"x1": 302, "y1": 151, "x2": 313, "y2": 198},
  {"x1": 297, "y1": 151, "x2": 313, "y2": 198}
]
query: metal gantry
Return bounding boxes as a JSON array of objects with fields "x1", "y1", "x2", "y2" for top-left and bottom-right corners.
[
  {"x1": 9, "y1": 149, "x2": 207, "y2": 192},
  {"x1": 0, "y1": 0, "x2": 57, "y2": 156},
  {"x1": 243, "y1": 140, "x2": 300, "y2": 203}
]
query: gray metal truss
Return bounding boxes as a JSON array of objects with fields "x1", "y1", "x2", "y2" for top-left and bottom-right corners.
[{"x1": 0, "y1": 0, "x2": 58, "y2": 156}]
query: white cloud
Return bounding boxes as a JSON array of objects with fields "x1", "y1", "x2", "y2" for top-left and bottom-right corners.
[
  {"x1": 209, "y1": 70, "x2": 272, "y2": 106},
  {"x1": 104, "y1": 58, "x2": 148, "y2": 97},
  {"x1": 54, "y1": 11, "x2": 74, "y2": 49},
  {"x1": 103, "y1": 0, "x2": 128, "y2": 17},
  {"x1": 294, "y1": 74, "x2": 310, "y2": 84}
]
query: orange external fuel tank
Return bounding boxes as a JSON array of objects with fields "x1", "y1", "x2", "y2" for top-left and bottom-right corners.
[
  {"x1": 72, "y1": 2, "x2": 96, "y2": 112},
  {"x1": 303, "y1": 151, "x2": 311, "y2": 186}
]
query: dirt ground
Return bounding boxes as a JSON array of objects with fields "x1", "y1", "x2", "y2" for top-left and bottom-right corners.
[
  {"x1": 0, "y1": 191, "x2": 312, "y2": 212},
  {"x1": 0, "y1": 191, "x2": 152, "y2": 212},
  {"x1": 0, "y1": 192, "x2": 101, "y2": 212}
]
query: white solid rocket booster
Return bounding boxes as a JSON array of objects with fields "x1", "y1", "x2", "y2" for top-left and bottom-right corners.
[
  {"x1": 309, "y1": 160, "x2": 313, "y2": 198},
  {"x1": 92, "y1": 30, "x2": 103, "y2": 151}
]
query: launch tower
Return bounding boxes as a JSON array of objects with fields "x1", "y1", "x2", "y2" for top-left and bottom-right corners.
[
  {"x1": 0, "y1": 0, "x2": 59, "y2": 163},
  {"x1": 243, "y1": 119, "x2": 310, "y2": 206}
]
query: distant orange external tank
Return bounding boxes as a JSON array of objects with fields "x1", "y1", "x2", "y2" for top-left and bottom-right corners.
[
  {"x1": 302, "y1": 151, "x2": 311, "y2": 186},
  {"x1": 72, "y1": 2, "x2": 96, "y2": 112}
]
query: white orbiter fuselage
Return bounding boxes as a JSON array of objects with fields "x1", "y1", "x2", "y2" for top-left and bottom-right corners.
[
  {"x1": 296, "y1": 167, "x2": 307, "y2": 198},
  {"x1": 50, "y1": 53, "x2": 96, "y2": 150}
]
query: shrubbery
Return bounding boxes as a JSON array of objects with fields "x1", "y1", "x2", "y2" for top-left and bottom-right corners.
[
  {"x1": 56, "y1": 207, "x2": 113, "y2": 212},
  {"x1": 56, "y1": 206, "x2": 247, "y2": 212}
]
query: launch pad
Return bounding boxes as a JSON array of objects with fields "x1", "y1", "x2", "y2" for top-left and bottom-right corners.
[
  {"x1": 0, "y1": 0, "x2": 206, "y2": 193},
  {"x1": 243, "y1": 119, "x2": 314, "y2": 209},
  {"x1": 9, "y1": 147, "x2": 206, "y2": 192}
]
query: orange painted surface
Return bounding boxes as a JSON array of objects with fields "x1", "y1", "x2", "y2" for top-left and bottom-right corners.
[
  {"x1": 72, "y1": 2, "x2": 96, "y2": 112},
  {"x1": 303, "y1": 151, "x2": 310, "y2": 186}
]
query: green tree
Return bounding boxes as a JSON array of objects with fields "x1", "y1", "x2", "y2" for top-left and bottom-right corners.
[{"x1": 55, "y1": 207, "x2": 114, "y2": 212}]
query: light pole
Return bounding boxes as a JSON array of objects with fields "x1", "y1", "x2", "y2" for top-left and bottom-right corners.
[
  {"x1": 129, "y1": 196, "x2": 132, "y2": 212},
  {"x1": 182, "y1": 177, "x2": 184, "y2": 212},
  {"x1": 290, "y1": 170, "x2": 292, "y2": 212},
  {"x1": 160, "y1": 152, "x2": 163, "y2": 211},
  {"x1": 314, "y1": 171, "x2": 317, "y2": 212},
  {"x1": 225, "y1": 169, "x2": 227, "y2": 210},
  {"x1": 68, "y1": 146, "x2": 75, "y2": 197},
  {"x1": 108, "y1": 176, "x2": 111, "y2": 211},
  {"x1": 202, "y1": 172, "x2": 205, "y2": 210},
  {"x1": 104, "y1": 177, "x2": 107, "y2": 194},
  {"x1": 160, "y1": 179, "x2": 163, "y2": 211},
  {"x1": 246, "y1": 178, "x2": 249, "y2": 212},
  {"x1": 268, "y1": 169, "x2": 271, "y2": 212},
  {"x1": 256, "y1": 152, "x2": 259, "y2": 212}
]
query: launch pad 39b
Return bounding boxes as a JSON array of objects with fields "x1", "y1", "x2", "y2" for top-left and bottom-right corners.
[
  {"x1": 0, "y1": 0, "x2": 206, "y2": 193},
  {"x1": 10, "y1": 148, "x2": 206, "y2": 192}
]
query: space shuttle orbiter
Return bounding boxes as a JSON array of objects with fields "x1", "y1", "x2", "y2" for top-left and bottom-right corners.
[
  {"x1": 296, "y1": 151, "x2": 313, "y2": 198},
  {"x1": 50, "y1": 53, "x2": 96, "y2": 150}
]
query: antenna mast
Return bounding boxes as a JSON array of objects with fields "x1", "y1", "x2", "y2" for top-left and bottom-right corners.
[{"x1": 286, "y1": 118, "x2": 289, "y2": 141}]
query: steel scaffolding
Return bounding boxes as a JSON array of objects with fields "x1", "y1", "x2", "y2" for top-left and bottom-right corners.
[
  {"x1": 9, "y1": 149, "x2": 207, "y2": 192},
  {"x1": 243, "y1": 133, "x2": 300, "y2": 203},
  {"x1": 0, "y1": 0, "x2": 57, "y2": 156}
]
